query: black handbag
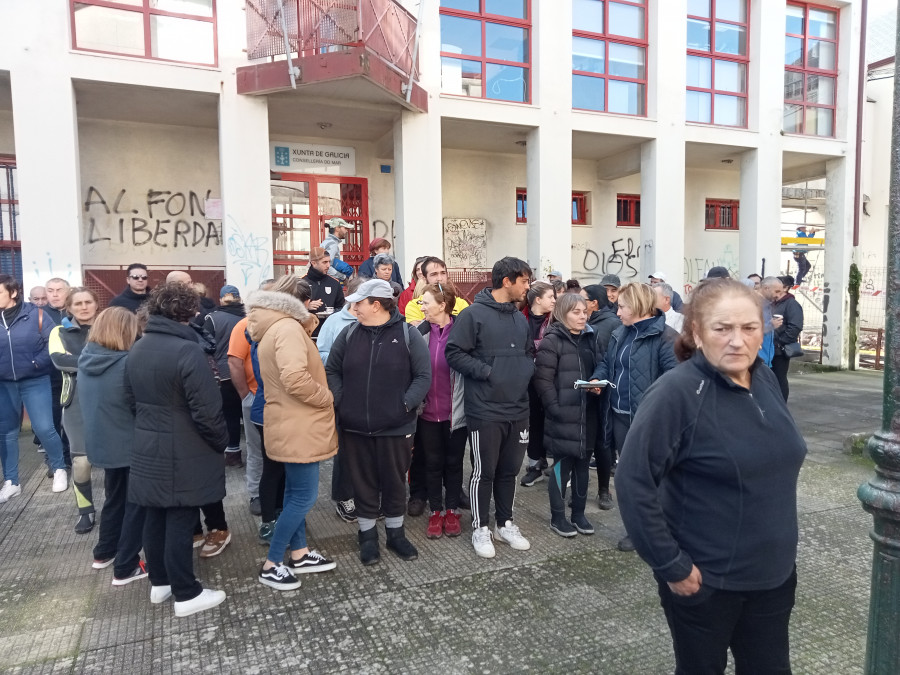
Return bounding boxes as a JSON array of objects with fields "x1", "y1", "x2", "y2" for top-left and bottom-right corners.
[{"x1": 783, "y1": 342, "x2": 804, "y2": 359}]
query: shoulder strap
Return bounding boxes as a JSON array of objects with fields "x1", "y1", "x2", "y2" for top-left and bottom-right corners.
[
  {"x1": 403, "y1": 321, "x2": 411, "y2": 349},
  {"x1": 38, "y1": 308, "x2": 43, "y2": 333}
]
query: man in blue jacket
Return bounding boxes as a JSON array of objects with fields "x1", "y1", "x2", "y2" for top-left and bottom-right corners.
[{"x1": 445, "y1": 257, "x2": 535, "y2": 559}]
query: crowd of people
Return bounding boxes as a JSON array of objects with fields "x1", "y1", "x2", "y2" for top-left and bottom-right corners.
[{"x1": 0, "y1": 224, "x2": 810, "y2": 669}]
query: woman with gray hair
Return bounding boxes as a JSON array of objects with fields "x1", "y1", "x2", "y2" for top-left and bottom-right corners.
[{"x1": 373, "y1": 253, "x2": 404, "y2": 297}]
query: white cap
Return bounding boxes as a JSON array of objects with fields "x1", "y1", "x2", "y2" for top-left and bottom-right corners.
[
  {"x1": 346, "y1": 278, "x2": 394, "y2": 302},
  {"x1": 648, "y1": 270, "x2": 667, "y2": 281}
]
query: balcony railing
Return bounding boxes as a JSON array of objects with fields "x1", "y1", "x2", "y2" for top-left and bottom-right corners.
[{"x1": 246, "y1": 0, "x2": 418, "y2": 82}]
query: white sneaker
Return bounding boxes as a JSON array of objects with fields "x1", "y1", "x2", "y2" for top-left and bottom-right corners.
[
  {"x1": 173, "y1": 588, "x2": 226, "y2": 618},
  {"x1": 472, "y1": 526, "x2": 496, "y2": 559},
  {"x1": 0, "y1": 480, "x2": 21, "y2": 503},
  {"x1": 494, "y1": 520, "x2": 531, "y2": 551},
  {"x1": 51, "y1": 469, "x2": 69, "y2": 493},
  {"x1": 150, "y1": 585, "x2": 173, "y2": 604}
]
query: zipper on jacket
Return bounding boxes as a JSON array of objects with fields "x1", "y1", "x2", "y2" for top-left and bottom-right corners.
[
  {"x1": 2, "y1": 311, "x2": 17, "y2": 381},
  {"x1": 747, "y1": 392, "x2": 765, "y2": 421}
]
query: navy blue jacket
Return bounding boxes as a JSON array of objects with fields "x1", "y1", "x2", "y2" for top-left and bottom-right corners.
[
  {"x1": 0, "y1": 302, "x2": 56, "y2": 381},
  {"x1": 358, "y1": 257, "x2": 404, "y2": 286}
]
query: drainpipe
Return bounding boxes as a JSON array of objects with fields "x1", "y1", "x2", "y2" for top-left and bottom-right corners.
[
  {"x1": 278, "y1": 0, "x2": 300, "y2": 89},
  {"x1": 853, "y1": 0, "x2": 869, "y2": 247}
]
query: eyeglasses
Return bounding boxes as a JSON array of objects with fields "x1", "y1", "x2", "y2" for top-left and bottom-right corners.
[{"x1": 129, "y1": 275, "x2": 148, "y2": 281}]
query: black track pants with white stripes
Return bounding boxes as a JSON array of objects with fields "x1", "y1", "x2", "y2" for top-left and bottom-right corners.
[{"x1": 468, "y1": 418, "x2": 529, "y2": 530}]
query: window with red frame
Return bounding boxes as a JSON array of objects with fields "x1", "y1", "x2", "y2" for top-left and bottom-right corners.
[
  {"x1": 0, "y1": 158, "x2": 22, "y2": 282},
  {"x1": 439, "y1": 1, "x2": 531, "y2": 103},
  {"x1": 516, "y1": 189, "x2": 589, "y2": 225},
  {"x1": 71, "y1": 1, "x2": 217, "y2": 67},
  {"x1": 783, "y1": 3, "x2": 837, "y2": 136},
  {"x1": 705, "y1": 199, "x2": 739, "y2": 231},
  {"x1": 572, "y1": 0, "x2": 647, "y2": 116},
  {"x1": 616, "y1": 194, "x2": 640, "y2": 227},
  {"x1": 686, "y1": 0, "x2": 749, "y2": 127}
]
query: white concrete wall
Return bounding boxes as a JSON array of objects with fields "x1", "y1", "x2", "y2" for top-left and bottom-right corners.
[
  {"x1": 684, "y1": 169, "x2": 741, "y2": 288},
  {"x1": 78, "y1": 119, "x2": 222, "y2": 268},
  {"x1": 0, "y1": 112, "x2": 14, "y2": 154}
]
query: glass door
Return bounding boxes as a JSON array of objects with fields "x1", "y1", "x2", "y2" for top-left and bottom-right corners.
[{"x1": 271, "y1": 180, "x2": 313, "y2": 277}]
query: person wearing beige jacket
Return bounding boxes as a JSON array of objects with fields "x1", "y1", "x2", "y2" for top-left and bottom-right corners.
[{"x1": 246, "y1": 276, "x2": 338, "y2": 591}]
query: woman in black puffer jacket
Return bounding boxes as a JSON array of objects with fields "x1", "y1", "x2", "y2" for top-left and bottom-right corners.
[{"x1": 533, "y1": 293, "x2": 599, "y2": 539}]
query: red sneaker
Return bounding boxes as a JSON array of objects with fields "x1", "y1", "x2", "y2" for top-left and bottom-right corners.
[
  {"x1": 444, "y1": 510, "x2": 462, "y2": 537},
  {"x1": 426, "y1": 511, "x2": 444, "y2": 539}
]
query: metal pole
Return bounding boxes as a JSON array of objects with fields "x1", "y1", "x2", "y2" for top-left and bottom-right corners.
[
  {"x1": 406, "y1": 0, "x2": 425, "y2": 103},
  {"x1": 278, "y1": 0, "x2": 299, "y2": 89},
  {"x1": 858, "y1": 1, "x2": 900, "y2": 671}
]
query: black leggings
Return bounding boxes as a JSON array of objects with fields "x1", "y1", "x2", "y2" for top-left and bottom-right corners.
[
  {"x1": 220, "y1": 379, "x2": 243, "y2": 448},
  {"x1": 256, "y1": 423, "x2": 285, "y2": 523},
  {"x1": 548, "y1": 455, "x2": 590, "y2": 517},
  {"x1": 771, "y1": 355, "x2": 791, "y2": 402},
  {"x1": 417, "y1": 419, "x2": 468, "y2": 512}
]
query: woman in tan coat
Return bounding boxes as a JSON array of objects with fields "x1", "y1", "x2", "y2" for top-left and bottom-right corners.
[{"x1": 247, "y1": 275, "x2": 338, "y2": 591}]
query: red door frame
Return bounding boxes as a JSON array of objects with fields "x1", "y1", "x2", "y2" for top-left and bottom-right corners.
[{"x1": 272, "y1": 173, "x2": 370, "y2": 272}]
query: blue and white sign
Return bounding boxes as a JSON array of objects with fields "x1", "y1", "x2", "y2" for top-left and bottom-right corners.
[{"x1": 269, "y1": 142, "x2": 356, "y2": 176}]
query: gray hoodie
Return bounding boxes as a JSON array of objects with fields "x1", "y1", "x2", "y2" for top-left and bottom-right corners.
[{"x1": 77, "y1": 342, "x2": 135, "y2": 469}]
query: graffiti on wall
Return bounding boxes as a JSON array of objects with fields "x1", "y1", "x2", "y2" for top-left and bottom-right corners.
[
  {"x1": 83, "y1": 187, "x2": 222, "y2": 249},
  {"x1": 32, "y1": 252, "x2": 75, "y2": 283},
  {"x1": 443, "y1": 218, "x2": 487, "y2": 268},
  {"x1": 572, "y1": 236, "x2": 650, "y2": 282},
  {"x1": 682, "y1": 245, "x2": 740, "y2": 285},
  {"x1": 226, "y1": 216, "x2": 271, "y2": 289}
]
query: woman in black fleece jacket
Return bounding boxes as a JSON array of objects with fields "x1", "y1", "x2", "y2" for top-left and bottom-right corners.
[{"x1": 615, "y1": 279, "x2": 807, "y2": 675}]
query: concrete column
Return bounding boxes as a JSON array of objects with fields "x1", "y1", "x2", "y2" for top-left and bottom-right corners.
[
  {"x1": 640, "y1": 137, "x2": 685, "y2": 282},
  {"x1": 822, "y1": 157, "x2": 853, "y2": 367},
  {"x1": 739, "y1": 147, "x2": 782, "y2": 277},
  {"x1": 10, "y1": 71, "x2": 83, "y2": 289}
]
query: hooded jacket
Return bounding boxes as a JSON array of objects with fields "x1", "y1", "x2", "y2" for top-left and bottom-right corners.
[
  {"x1": 533, "y1": 322, "x2": 599, "y2": 459},
  {"x1": 77, "y1": 343, "x2": 135, "y2": 469},
  {"x1": 0, "y1": 301, "x2": 56, "y2": 382},
  {"x1": 616, "y1": 351, "x2": 807, "y2": 591},
  {"x1": 49, "y1": 317, "x2": 91, "y2": 407},
  {"x1": 317, "y1": 305, "x2": 358, "y2": 364},
  {"x1": 358, "y1": 257, "x2": 404, "y2": 286},
  {"x1": 445, "y1": 287, "x2": 535, "y2": 427},
  {"x1": 203, "y1": 302, "x2": 246, "y2": 379},
  {"x1": 247, "y1": 290, "x2": 337, "y2": 464},
  {"x1": 326, "y1": 309, "x2": 431, "y2": 437},
  {"x1": 126, "y1": 314, "x2": 228, "y2": 508},
  {"x1": 587, "y1": 305, "x2": 621, "y2": 357}
]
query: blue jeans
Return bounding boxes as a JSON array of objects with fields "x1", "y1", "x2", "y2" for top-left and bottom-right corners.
[
  {"x1": 0, "y1": 376, "x2": 66, "y2": 483},
  {"x1": 267, "y1": 461, "x2": 319, "y2": 564}
]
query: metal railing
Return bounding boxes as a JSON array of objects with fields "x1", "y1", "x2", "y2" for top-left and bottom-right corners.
[{"x1": 246, "y1": 0, "x2": 418, "y2": 81}]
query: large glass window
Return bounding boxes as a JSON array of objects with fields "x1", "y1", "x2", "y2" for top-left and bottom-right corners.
[
  {"x1": 784, "y1": 3, "x2": 837, "y2": 136},
  {"x1": 572, "y1": 0, "x2": 647, "y2": 116},
  {"x1": 72, "y1": 0, "x2": 217, "y2": 66},
  {"x1": 440, "y1": 0, "x2": 531, "y2": 103},
  {"x1": 686, "y1": 0, "x2": 749, "y2": 127},
  {"x1": 0, "y1": 158, "x2": 21, "y2": 282}
]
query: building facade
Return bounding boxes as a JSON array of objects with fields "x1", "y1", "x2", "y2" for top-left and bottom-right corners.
[{"x1": 0, "y1": 0, "x2": 866, "y2": 367}]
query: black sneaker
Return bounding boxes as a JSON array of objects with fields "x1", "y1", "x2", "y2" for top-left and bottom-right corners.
[
  {"x1": 550, "y1": 517, "x2": 577, "y2": 538},
  {"x1": 259, "y1": 563, "x2": 301, "y2": 591},
  {"x1": 249, "y1": 497, "x2": 262, "y2": 516},
  {"x1": 335, "y1": 499, "x2": 357, "y2": 523},
  {"x1": 520, "y1": 466, "x2": 545, "y2": 487},
  {"x1": 597, "y1": 490, "x2": 614, "y2": 510},
  {"x1": 112, "y1": 560, "x2": 148, "y2": 586},
  {"x1": 287, "y1": 550, "x2": 337, "y2": 574},
  {"x1": 617, "y1": 535, "x2": 635, "y2": 552},
  {"x1": 572, "y1": 513, "x2": 595, "y2": 535}
]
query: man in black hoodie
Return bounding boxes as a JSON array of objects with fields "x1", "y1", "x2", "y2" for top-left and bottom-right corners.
[
  {"x1": 304, "y1": 247, "x2": 345, "y2": 338},
  {"x1": 770, "y1": 276, "x2": 804, "y2": 401},
  {"x1": 446, "y1": 257, "x2": 535, "y2": 559},
  {"x1": 109, "y1": 263, "x2": 151, "y2": 313}
]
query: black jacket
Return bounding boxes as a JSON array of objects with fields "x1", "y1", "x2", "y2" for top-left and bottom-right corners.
[
  {"x1": 109, "y1": 287, "x2": 150, "y2": 313},
  {"x1": 587, "y1": 306, "x2": 621, "y2": 357},
  {"x1": 533, "y1": 323, "x2": 599, "y2": 460},
  {"x1": 203, "y1": 303, "x2": 246, "y2": 379},
  {"x1": 445, "y1": 288, "x2": 535, "y2": 427},
  {"x1": 305, "y1": 267, "x2": 345, "y2": 311},
  {"x1": 325, "y1": 310, "x2": 431, "y2": 437},
  {"x1": 773, "y1": 294, "x2": 804, "y2": 355},
  {"x1": 126, "y1": 315, "x2": 228, "y2": 508},
  {"x1": 616, "y1": 351, "x2": 807, "y2": 591}
]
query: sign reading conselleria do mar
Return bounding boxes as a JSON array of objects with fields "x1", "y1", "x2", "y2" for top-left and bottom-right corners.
[{"x1": 270, "y1": 142, "x2": 356, "y2": 176}]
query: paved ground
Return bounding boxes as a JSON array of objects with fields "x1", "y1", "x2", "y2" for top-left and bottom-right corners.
[{"x1": 0, "y1": 368, "x2": 887, "y2": 674}]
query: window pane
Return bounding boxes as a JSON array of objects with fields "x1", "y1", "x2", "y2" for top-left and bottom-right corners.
[
  {"x1": 440, "y1": 0, "x2": 480, "y2": 11},
  {"x1": 441, "y1": 57, "x2": 483, "y2": 96},
  {"x1": 151, "y1": 15, "x2": 214, "y2": 63},
  {"x1": 608, "y1": 42, "x2": 645, "y2": 79},
  {"x1": 809, "y1": 8, "x2": 837, "y2": 39},
  {"x1": 608, "y1": 80, "x2": 644, "y2": 115},
  {"x1": 608, "y1": 2, "x2": 644, "y2": 39},
  {"x1": 687, "y1": 19, "x2": 711, "y2": 51},
  {"x1": 687, "y1": 0, "x2": 710, "y2": 18},
  {"x1": 715, "y1": 59, "x2": 745, "y2": 93},
  {"x1": 714, "y1": 94, "x2": 744, "y2": 126},
  {"x1": 486, "y1": 63, "x2": 528, "y2": 102},
  {"x1": 716, "y1": 0, "x2": 746, "y2": 23},
  {"x1": 486, "y1": 0, "x2": 527, "y2": 19},
  {"x1": 785, "y1": 36, "x2": 803, "y2": 67},
  {"x1": 807, "y1": 40, "x2": 835, "y2": 70},
  {"x1": 783, "y1": 103, "x2": 804, "y2": 133},
  {"x1": 785, "y1": 5, "x2": 804, "y2": 34},
  {"x1": 686, "y1": 55, "x2": 712, "y2": 88},
  {"x1": 73, "y1": 4, "x2": 145, "y2": 55},
  {"x1": 151, "y1": 0, "x2": 213, "y2": 17},
  {"x1": 806, "y1": 106, "x2": 833, "y2": 136},
  {"x1": 573, "y1": 37, "x2": 605, "y2": 74},
  {"x1": 440, "y1": 15, "x2": 482, "y2": 57},
  {"x1": 784, "y1": 71, "x2": 804, "y2": 101},
  {"x1": 573, "y1": 74, "x2": 606, "y2": 111},
  {"x1": 806, "y1": 75, "x2": 835, "y2": 105},
  {"x1": 573, "y1": 0, "x2": 604, "y2": 33},
  {"x1": 715, "y1": 22, "x2": 746, "y2": 55},
  {"x1": 686, "y1": 90, "x2": 712, "y2": 123},
  {"x1": 485, "y1": 22, "x2": 527, "y2": 62}
]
